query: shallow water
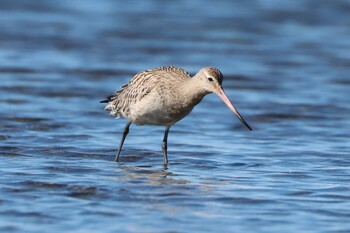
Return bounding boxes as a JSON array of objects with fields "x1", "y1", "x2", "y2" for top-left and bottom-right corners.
[{"x1": 1, "y1": 1, "x2": 350, "y2": 232}]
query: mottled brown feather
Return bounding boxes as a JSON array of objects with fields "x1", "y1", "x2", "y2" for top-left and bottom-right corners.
[{"x1": 105, "y1": 66, "x2": 191, "y2": 118}]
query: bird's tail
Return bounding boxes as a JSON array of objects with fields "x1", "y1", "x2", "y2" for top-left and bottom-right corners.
[{"x1": 100, "y1": 95, "x2": 114, "y2": 103}]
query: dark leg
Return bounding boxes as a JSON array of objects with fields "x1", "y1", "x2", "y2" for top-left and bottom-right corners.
[
  {"x1": 162, "y1": 126, "x2": 170, "y2": 164},
  {"x1": 115, "y1": 121, "x2": 132, "y2": 162}
]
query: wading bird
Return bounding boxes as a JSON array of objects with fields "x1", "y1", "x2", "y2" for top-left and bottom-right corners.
[{"x1": 101, "y1": 66, "x2": 252, "y2": 164}]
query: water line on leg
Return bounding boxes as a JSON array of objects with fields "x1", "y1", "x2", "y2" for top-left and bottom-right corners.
[{"x1": 162, "y1": 126, "x2": 170, "y2": 164}]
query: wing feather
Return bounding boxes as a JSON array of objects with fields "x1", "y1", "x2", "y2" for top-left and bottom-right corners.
[{"x1": 102, "y1": 66, "x2": 191, "y2": 118}]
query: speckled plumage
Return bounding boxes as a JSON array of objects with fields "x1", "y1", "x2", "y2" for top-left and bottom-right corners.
[
  {"x1": 104, "y1": 66, "x2": 221, "y2": 126},
  {"x1": 101, "y1": 66, "x2": 251, "y2": 164}
]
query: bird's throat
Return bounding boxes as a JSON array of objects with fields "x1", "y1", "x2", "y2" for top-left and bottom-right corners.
[{"x1": 180, "y1": 77, "x2": 209, "y2": 107}]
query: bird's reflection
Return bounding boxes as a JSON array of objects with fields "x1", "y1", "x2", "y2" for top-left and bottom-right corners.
[{"x1": 114, "y1": 157, "x2": 189, "y2": 187}]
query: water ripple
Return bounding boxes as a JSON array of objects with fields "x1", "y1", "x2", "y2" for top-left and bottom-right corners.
[{"x1": 1, "y1": 0, "x2": 350, "y2": 233}]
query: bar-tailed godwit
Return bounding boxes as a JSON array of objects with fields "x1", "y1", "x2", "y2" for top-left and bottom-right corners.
[{"x1": 101, "y1": 66, "x2": 252, "y2": 164}]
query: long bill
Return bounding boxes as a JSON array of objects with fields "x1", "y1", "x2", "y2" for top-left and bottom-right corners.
[{"x1": 216, "y1": 87, "x2": 252, "y2": 131}]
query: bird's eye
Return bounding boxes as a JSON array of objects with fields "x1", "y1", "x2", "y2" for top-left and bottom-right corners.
[{"x1": 208, "y1": 77, "x2": 214, "y2": 82}]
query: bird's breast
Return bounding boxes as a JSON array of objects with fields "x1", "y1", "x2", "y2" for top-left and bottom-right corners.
[{"x1": 129, "y1": 89, "x2": 202, "y2": 126}]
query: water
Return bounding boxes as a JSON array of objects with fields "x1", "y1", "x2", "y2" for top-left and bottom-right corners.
[{"x1": 1, "y1": 0, "x2": 350, "y2": 232}]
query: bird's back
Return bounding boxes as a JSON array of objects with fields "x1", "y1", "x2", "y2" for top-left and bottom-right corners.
[{"x1": 103, "y1": 66, "x2": 191, "y2": 120}]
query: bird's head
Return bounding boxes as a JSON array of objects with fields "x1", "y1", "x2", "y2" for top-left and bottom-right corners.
[
  {"x1": 198, "y1": 67, "x2": 223, "y2": 93},
  {"x1": 197, "y1": 67, "x2": 252, "y2": 131}
]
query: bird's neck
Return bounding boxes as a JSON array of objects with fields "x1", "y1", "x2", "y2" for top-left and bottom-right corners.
[{"x1": 180, "y1": 75, "x2": 209, "y2": 106}]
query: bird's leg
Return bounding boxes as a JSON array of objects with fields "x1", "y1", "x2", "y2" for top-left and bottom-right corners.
[
  {"x1": 115, "y1": 121, "x2": 132, "y2": 162},
  {"x1": 162, "y1": 126, "x2": 170, "y2": 164}
]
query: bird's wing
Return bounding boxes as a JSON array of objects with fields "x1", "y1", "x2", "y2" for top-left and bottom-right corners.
[
  {"x1": 110, "y1": 66, "x2": 191, "y2": 103},
  {"x1": 102, "y1": 66, "x2": 192, "y2": 118}
]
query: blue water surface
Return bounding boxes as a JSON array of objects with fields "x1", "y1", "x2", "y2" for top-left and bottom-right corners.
[{"x1": 0, "y1": 1, "x2": 349, "y2": 232}]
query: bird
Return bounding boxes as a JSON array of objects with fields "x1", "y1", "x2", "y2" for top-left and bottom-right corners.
[{"x1": 101, "y1": 66, "x2": 252, "y2": 164}]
